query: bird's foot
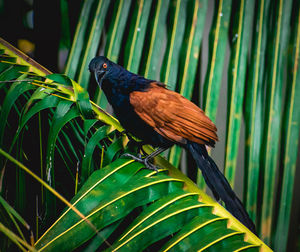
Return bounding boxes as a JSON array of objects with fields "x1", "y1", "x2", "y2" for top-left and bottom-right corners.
[{"x1": 122, "y1": 153, "x2": 159, "y2": 172}]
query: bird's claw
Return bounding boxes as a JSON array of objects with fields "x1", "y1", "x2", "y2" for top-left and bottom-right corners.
[
  {"x1": 121, "y1": 153, "x2": 159, "y2": 172},
  {"x1": 144, "y1": 160, "x2": 159, "y2": 172},
  {"x1": 122, "y1": 153, "x2": 143, "y2": 160}
]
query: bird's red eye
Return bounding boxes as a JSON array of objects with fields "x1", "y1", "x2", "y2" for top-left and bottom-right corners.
[{"x1": 103, "y1": 63, "x2": 107, "y2": 69}]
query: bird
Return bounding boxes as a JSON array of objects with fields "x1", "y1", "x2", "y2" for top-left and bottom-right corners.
[{"x1": 89, "y1": 56, "x2": 256, "y2": 233}]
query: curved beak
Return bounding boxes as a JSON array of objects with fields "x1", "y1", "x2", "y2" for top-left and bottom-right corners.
[{"x1": 94, "y1": 70, "x2": 105, "y2": 88}]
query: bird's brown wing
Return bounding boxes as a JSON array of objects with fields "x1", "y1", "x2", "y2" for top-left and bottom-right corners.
[{"x1": 130, "y1": 83, "x2": 218, "y2": 146}]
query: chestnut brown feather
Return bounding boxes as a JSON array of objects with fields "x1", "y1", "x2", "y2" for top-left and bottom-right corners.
[{"x1": 130, "y1": 83, "x2": 218, "y2": 146}]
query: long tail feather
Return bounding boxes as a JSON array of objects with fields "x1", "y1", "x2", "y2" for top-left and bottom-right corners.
[{"x1": 187, "y1": 142, "x2": 256, "y2": 234}]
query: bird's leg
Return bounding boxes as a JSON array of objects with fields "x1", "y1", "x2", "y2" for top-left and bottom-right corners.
[{"x1": 122, "y1": 147, "x2": 167, "y2": 171}]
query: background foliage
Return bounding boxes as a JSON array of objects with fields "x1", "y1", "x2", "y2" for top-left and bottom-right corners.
[{"x1": 0, "y1": 0, "x2": 299, "y2": 251}]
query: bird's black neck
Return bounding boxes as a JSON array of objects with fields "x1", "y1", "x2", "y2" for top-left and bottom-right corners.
[{"x1": 101, "y1": 70, "x2": 151, "y2": 107}]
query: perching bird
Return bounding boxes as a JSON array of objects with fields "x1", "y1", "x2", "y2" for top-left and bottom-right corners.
[{"x1": 89, "y1": 56, "x2": 256, "y2": 233}]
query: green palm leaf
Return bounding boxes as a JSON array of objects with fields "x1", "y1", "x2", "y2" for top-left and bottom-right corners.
[
  {"x1": 259, "y1": 0, "x2": 293, "y2": 243},
  {"x1": 244, "y1": 0, "x2": 270, "y2": 223},
  {"x1": 274, "y1": 2, "x2": 300, "y2": 250},
  {"x1": 0, "y1": 37, "x2": 270, "y2": 251},
  {"x1": 124, "y1": 0, "x2": 153, "y2": 73},
  {"x1": 224, "y1": 0, "x2": 255, "y2": 187}
]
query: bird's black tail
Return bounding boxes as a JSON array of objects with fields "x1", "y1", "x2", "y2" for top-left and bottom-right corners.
[{"x1": 187, "y1": 141, "x2": 256, "y2": 234}]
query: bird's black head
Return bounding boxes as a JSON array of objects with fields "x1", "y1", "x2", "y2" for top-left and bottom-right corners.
[
  {"x1": 89, "y1": 56, "x2": 149, "y2": 94},
  {"x1": 89, "y1": 56, "x2": 114, "y2": 88}
]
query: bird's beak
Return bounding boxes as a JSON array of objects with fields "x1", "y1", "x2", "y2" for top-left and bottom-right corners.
[{"x1": 94, "y1": 69, "x2": 105, "y2": 88}]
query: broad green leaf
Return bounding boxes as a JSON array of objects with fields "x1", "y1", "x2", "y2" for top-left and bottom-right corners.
[
  {"x1": 202, "y1": 0, "x2": 232, "y2": 123},
  {"x1": 77, "y1": 0, "x2": 110, "y2": 88},
  {"x1": 103, "y1": 136, "x2": 124, "y2": 165},
  {"x1": 0, "y1": 148, "x2": 98, "y2": 252},
  {"x1": 6, "y1": 95, "x2": 60, "y2": 156},
  {"x1": 161, "y1": 0, "x2": 188, "y2": 90},
  {"x1": 91, "y1": 101, "x2": 123, "y2": 132},
  {"x1": 112, "y1": 195, "x2": 208, "y2": 251},
  {"x1": 199, "y1": 0, "x2": 232, "y2": 190},
  {"x1": 94, "y1": 0, "x2": 132, "y2": 108},
  {"x1": 224, "y1": 0, "x2": 255, "y2": 187},
  {"x1": 47, "y1": 73, "x2": 93, "y2": 118},
  {"x1": 45, "y1": 101, "x2": 79, "y2": 186},
  {"x1": 81, "y1": 126, "x2": 110, "y2": 181},
  {"x1": 23, "y1": 87, "x2": 56, "y2": 114},
  {"x1": 35, "y1": 159, "x2": 142, "y2": 247},
  {"x1": 0, "y1": 54, "x2": 17, "y2": 64},
  {"x1": 142, "y1": 0, "x2": 170, "y2": 80},
  {"x1": 59, "y1": 0, "x2": 71, "y2": 50},
  {"x1": 0, "y1": 80, "x2": 35, "y2": 147},
  {"x1": 44, "y1": 102, "x2": 80, "y2": 220},
  {"x1": 161, "y1": 217, "x2": 255, "y2": 252},
  {"x1": 244, "y1": 0, "x2": 270, "y2": 222},
  {"x1": 18, "y1": 95, "x2": 60, "y2": 135},
  {"x1": 71, "y1": 78, "x2": 93, "y2": 119},
  {"x1": 259, "y1": 0, "x2": 293, "y2": 243},
  {"x1": 46, "y1": 73, "x2": 72, "y2": 86},
  {"x1": 36, "y1": 167, "x2": 182, "y2": 251},
  {"x1": 178, "y1": 0, "x2": 207, "y2": 99},
  {"x1": 82, "y1": 220, "x2": 122, "y2": 251},
  {"x1": 0, "y1": 56, "x2": 17, "y2": 73},
  {"x1": 118, "y1": 191, "x2": 200, "y2": 241},
  {"x1": 0, "y1": 63, "x2": 28, "y2": 82},
  {"x1": 105, "y1": 0, "x2": 132, "y2": 63},
  {"x1": 83, "y1": 119, "x2": 98, "y2": 135},
  {"x1": 124, "y1": 0, "x2": 153, "y2": 73},
  {"x1": 274, "y1": 3, "x2": 300, "y2": 251},
  {"x1": 64, "y1": 0, "x2": 94, "y2": 79}
]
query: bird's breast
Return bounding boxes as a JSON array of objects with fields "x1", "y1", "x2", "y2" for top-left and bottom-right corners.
[{"x1": 108, "y1": 94, "x2": 172, "y2": 148}]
